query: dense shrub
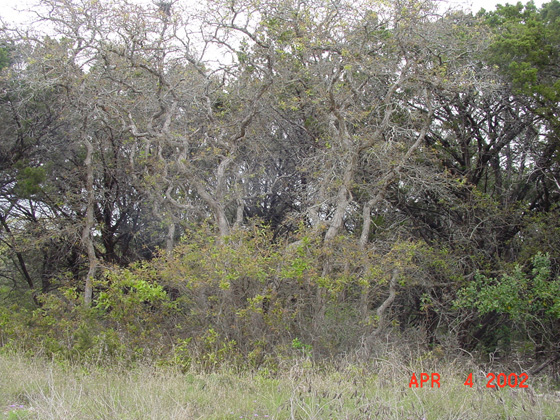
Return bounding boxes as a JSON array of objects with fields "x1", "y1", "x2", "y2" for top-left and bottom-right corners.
[
  {"x1": 455, "y1": 253, "x2": 560, "y2": 359},
  {"x1": 0, "y1": 225, "x2": 461, "y2": 369}
]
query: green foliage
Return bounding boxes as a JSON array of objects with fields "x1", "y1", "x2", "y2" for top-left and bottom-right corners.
[
  {"x1": 291, "y1": 337, "x2": 313, "y2": 357},
  {"x1": 456, "y1": 253, "x2": 560, "y2": 320},
  {"x1": 455, "y1": 253, "x2": 560, "y2": 353},
  {"x1": 170, "y1": 337, "x2": 193, "y2": 372},
  {"x1": 197, "y1": 328, "x2": 239, "y2": 370},
  {"x1": 0, "y1": 46, "x2": 10, "y2": 71},
  {"x1": 484, "y1": 1, "x2": 560, "y2": 120},
  {"x1": 14, "y1": 166, "x2": 46, "y2": 198},
  {"x1": 95, "y1": 267, "x2": 169, "y2": 320}
]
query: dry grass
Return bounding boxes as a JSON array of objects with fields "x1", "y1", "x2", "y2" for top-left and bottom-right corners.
[{"x1": 1, "y1": 351, "x2": 559, "y2": 419}]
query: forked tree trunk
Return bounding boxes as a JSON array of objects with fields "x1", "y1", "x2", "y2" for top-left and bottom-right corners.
[{"x1": 369, "y1": 268, "x2": 399, "y2": 339}]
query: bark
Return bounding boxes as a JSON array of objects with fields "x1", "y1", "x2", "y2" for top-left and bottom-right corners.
[
  {"x1": 234, "y1": 196, "x2": 244, "y2": 228},
  {"x1": 323, "y1": 151, "x2": 357, "y2": 243},
  {"x1": 529, "y1": 352, "x2": 560, "y2": 375},
  {"x1": 166, "y1": 219, "x2": 176, "y2": 256},
  {"x1": 81, "y1": 137, "x2": 97, "y2": 307},
  {"x1": 323, "y1": 67, "x2": 356, "y2": 243},
  {"x1": 369, "y1": 268, "x2": 399, "y2": 340},
  {"x1": 193, "y1": 179, "x2": 230, "y2": 239}
]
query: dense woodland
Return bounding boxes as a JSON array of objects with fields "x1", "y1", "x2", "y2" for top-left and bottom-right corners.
[{"x1": 0, "y1": 0, "x2": 559, "y2": 374}]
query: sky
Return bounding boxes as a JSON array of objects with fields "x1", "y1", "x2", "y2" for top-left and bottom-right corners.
[{"x1": 458, "y1": 0, "x2": 547, "y2": 11}]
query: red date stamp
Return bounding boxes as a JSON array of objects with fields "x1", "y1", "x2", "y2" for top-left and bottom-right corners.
[
  {"x1": 408, "y1": 372, "x2": 441, "y2": 388},
  {"x1": 484, "y1": 372, "x2": 528, "y2": 388},
  {"x1": 408, "y1": 372, "x2": 529, "y2": 388}
]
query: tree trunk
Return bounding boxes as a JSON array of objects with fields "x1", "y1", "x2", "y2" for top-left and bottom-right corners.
[
  {"x1": 368, "y1": 268, "x2": 399, "y2": 341},
  {"x1": 194, "y1": 180, "x2": 230, "y2": 239},
  {"x1": 324, "y1": 152, "x2": 356, "y2": 242},
  {"x1": 81, "y1": 138, "x2": 97, "y2": 307},
  {"x1": 166, "y1": 219, "x2": 176, "y2": 256}
]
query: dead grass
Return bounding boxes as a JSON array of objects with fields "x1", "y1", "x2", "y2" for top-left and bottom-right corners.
[{"x1": 0, "y1": 351, "x2": 559, "y2": 419}]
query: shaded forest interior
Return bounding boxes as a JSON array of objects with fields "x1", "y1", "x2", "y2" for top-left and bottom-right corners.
[{"x1": 0, "y1": 0, "x2": 559, "y2": 375}]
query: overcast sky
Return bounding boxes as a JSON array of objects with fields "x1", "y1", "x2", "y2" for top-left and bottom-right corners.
[
  {"x1": 460, "y1": 0, "x2": 547, "y2": 11},
  {"x1": 0, "y1": 0, "x2": 551, "y2": 26}
]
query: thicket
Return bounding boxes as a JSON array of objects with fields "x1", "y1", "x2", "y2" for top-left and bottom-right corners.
[
  {"x1": 0, "y1": 0, "x2": 559, "y2": 378},
  {"x1": 1, "y1": 223, "x2": 559, "y2": 376}
]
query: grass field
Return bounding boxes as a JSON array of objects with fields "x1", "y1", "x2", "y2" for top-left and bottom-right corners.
[{"x1": 1, "y1": 351, "x2": 559, "y2": 419}]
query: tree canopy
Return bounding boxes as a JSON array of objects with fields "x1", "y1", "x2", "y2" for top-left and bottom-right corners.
[{"x1": 0, "y1": 0, "x2": 559, "y2": 371}]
